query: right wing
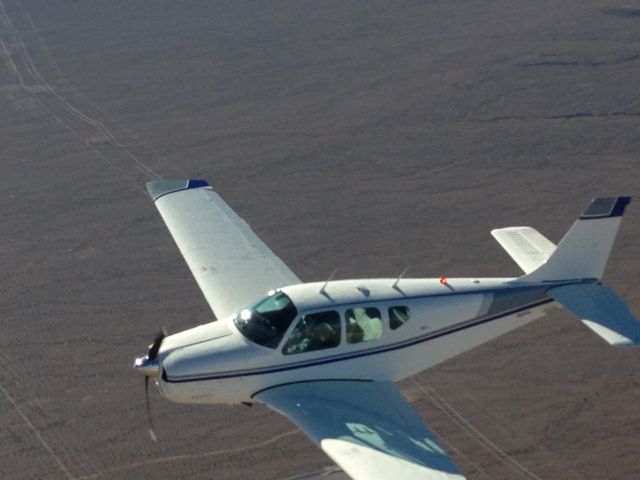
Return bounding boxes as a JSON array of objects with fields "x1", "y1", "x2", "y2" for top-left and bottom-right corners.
[
  {"x1": 491, "y1": 226, "x2": 556, "y2": 274},
  {"x1": 255, "y1": 380, "x2": 466, "y2": 480},
  {"x1": 147, "y1": 179, "x2": 301, "y2": 320}
]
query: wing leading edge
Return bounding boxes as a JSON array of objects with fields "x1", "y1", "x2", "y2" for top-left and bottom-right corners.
[
  {"x1": 147, "y1": 179, "x2": 301, "y2": 320},
  {"x1": 255, "y1": 380, "x2": 466, "y2": 480}
]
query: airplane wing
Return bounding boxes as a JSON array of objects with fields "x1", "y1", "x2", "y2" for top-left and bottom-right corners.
[
  {"x1": 255, "y1": 380, "x2": 466, "y2": 480},
  {"x1": 146, "y1": 179, "x2": 301, "y2": 320},
  {"x1": 491, "y1": 226, "x2": 556, "y2": 274}
]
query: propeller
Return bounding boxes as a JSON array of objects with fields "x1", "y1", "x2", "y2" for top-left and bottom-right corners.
[
  {"x1": 147, "y1": 329, "x2": 167, "y2": 362},
  {"x1": 134, "y1": 328, "x2": 167, "y2": 442},
  {"x1": 145, "y1": 376, "x2": 158, "y2": 442}
]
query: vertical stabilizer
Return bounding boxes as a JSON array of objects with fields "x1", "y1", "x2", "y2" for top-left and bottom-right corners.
[{"x1": 517, "y1": 197, "x2": 631, "y2": 282}]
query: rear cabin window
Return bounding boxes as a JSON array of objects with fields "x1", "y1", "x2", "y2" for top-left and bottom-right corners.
[
  {"x1": 389, "y1": 306, "x2": 410, "y2": 330},
  {"x1": 346, "y1": 307, "x2": 382, "y2": 343},
  {"x1": 282, "y1": 310, "x2": 341, "y2": 355}
]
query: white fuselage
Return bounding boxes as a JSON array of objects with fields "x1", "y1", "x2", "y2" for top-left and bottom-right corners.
[{"x1": 154, "y1": 277, "x2": 559, "y2": 405}]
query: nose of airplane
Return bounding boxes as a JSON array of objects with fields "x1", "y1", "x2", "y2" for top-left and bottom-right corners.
[
  {"x1": 133, "y1": 321, "x2": 246, "y2": 406},
  {"x1": 133, "y1": 355, "x2": 161, "y2": 377},
  {"x1": 133, "y1": 329, "x2": 167, "y2": 377}
]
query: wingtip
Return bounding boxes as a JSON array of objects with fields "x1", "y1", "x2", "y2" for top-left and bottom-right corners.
[{"x1": 145, "y1": 179, "x2": 210, "y2": 201}]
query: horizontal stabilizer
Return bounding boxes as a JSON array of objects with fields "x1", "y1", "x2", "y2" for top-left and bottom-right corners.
[
  {"x1": 548, "y1": 284, "x2": 640, "y2": 347},
  {"x1": 491, "y1": 227, "x2": 556, "y2": 274}
]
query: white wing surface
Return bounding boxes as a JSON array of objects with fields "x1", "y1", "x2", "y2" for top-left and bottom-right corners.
[
  {"x1": 256, "y1": 381, "x2": 466, "y2": 480},
  {"x1": 491, "y1": 226, "x2": 556, "y2": 274},
  {"x1": 147, "y1": 179, "x2": 301, "y2": 320}
]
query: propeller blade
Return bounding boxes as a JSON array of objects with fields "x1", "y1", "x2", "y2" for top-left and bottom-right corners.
[
  {"x1": 145, "y1": 376, "x2": 158, "y2": 442},
  {"x1": 147, "y1": 328, "x2": 167, "y2": 361}
]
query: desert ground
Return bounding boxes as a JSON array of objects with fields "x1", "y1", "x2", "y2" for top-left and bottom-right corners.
[{"x1": 0, "y1": 1, "x2": 639, "y2": 479}]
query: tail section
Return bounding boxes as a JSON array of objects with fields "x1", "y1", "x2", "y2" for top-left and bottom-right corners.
[
  {"x1": 517, "y1": 197, "x2": 631, "y2": 283},
  {"x1": 505, "y1": 196, "x2": 639, "y2": 347}
]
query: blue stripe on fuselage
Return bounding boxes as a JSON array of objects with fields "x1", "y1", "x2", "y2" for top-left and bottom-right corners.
[{"x1": 164, "y1": 296, "x2": 554, "y2": 383}]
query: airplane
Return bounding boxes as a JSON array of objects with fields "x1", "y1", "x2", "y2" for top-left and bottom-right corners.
[{"x1": 134, "y1": 179, "x2": 638, "y2": 480}]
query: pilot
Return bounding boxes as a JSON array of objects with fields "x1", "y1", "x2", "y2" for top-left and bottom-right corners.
[{"x1": 307, "y1": 321, "x2": 338, "y2": 350}]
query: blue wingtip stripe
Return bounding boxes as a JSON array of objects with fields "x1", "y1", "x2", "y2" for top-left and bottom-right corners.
[
  {"x1": 187, "y1": 179, "x2": 209, "y2": 189},
  {"x1": 146, "y1": 178, "x2": 210, "y2": 201}
]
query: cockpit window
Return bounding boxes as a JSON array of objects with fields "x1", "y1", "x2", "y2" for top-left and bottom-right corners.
[
  {"x1": 282, "y1": 310, "x2": 341, "y2": 355},
  {"x1": 346, "y1": 307, "x2": 382, "y2": 343},
  {"x1": 233, "y1": 292, "x2": 297, "y2": 348}
]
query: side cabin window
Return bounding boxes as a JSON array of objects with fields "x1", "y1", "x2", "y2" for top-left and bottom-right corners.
[
  {"x1": 346, "y1": 307, "x2": 382, "y2": 344},
  {"x1": 282, "y1": 310, "x2": 341, "y2": 355},
  {"x1": 389, "y1": 306, "x2": 410, "y2": 330}
]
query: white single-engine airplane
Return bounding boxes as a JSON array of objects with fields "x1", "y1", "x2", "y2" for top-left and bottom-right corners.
[{"x1": 134, "y1": 179, "x2": 638, "y2": 480}]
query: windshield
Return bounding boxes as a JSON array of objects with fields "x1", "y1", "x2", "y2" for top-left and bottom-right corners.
[{"x1": 233, "y1": 292, "x2": 298, "y2": 348}]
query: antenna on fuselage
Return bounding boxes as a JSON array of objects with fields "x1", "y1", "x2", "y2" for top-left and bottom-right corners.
[
  {"x1": 319, "y1": 269, "x2": 338, "y2": 297},
  {"x1": 392, "y1": 266, "x2": 409, "y2": 291}
]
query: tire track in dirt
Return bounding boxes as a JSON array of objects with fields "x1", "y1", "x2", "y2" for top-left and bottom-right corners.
[
  {"x1": 0, "y1": 0, "x2": 162, "y2": 190},
  {"x1": 14, "y1": 0, "x2": 183, "y2": 180},
  {"x1": 0, "y1": 351, "x2": 101, "y2": 479},
  {"x1": 413, "y1": 378, "x2": 543, "y2": 480},
  {"x1": 74, "y1": 428, "x2": 301, "y2": 479}
]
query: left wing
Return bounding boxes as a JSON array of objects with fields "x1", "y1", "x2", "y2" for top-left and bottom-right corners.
[
  {"x1": 255, "y1": 380, "x2": 466, "y2": 480},
  {"x1": 147, "y1": 179, "x2": 301, "y2": 320}
]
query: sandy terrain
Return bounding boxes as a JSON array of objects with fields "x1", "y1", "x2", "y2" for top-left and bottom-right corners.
[{"x1": 0, "y1": 1, "x2": 638, "y2": 479}]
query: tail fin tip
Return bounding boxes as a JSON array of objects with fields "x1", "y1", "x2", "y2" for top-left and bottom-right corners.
[
  {"x1": 580, "y1": 196, "x2": 631, "y2": 220},
  {"x1": 516, "y1": 196, "x2": 632, "y2": 283}
]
